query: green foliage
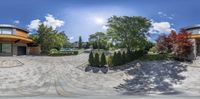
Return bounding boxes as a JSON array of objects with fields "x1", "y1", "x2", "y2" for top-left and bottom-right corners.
[
  {"x1": 79, "y1": 36, "x2": 82, "y2": 49},
  {"x1": 100, "y1": 52, "x2": 106, "y2": 67},
  {"x1": 144, "y1": 41, "x2": 154, "y2": 52},
  {"x1": 60, "y1": 32, "x2": 72, "y2": 48},
  {"x1": 88, "y1": 50, "x2": 147, "y2": 67},
  {"x1": 107, "y1": 55, "x2": 113, "y2": 67},
  {"x1": 112, "y1": 52, "x2": 117, "y2": 66},
  {"x1": 73, "y1": 51, "x2": 79, "y2": 55},
  {"x1": 29, "y1": 34, "x2": 39, "y2": 42},
  {"x1": 84, "y1": 42, "x2": 90, "y2": 49},
  {"x1": 34, "y1": 24, "x2": 66, "y2": 54},
  {"x1": 139, "y1": 53, "x2": 172, "y2": 61},
  {"x1": 126, "y1": 51, "x2": 132, "y2": 62},
  {"x1": 49, "y1": 49, "x2": 59, "y2": 54},
  {"x1": 107, "y1": 16, "x2": 151, "y2": 52},
  {"x1": 149, "y1": 46, "x2": 157, "y2": 53},
  {"x1": 117, "y1": 51, "x2": 122, "y2": 65},
  {"x1": 89, "y1": 51, "x2": 95, "y2": 66},
  {"x1": 110, "y1": 50, "x2": 147, "y2": 67},
  {"x1": 89, "y1": 32, "x2": 108, "y2": 50},
  {"x1": 48, "y1": 50, "x2": 78, "y2": 56},
  {"x1": 122, "y1": 51, "x2": 126, "y2": 64},
  {"x1": 94, "y1": 52, "x2": 100, "y2": 67}
]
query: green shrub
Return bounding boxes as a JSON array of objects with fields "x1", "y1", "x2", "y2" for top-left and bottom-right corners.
[
  {"x1": 112, "y1": 52, "x2": 117, "y2": 66},
  {"x1": 89, "y1": 51, "x2": 94, "y2": 66},
  {"x1": 49, "y1": 49, "x2": 58, "y2": 54},
  {"x1": 100, "y1": 52, "x2": 106, "y2": 67},
  {"x1": 149, "y1": 46, "x2": 157, "y2": 53},
  {"x1": 73, "y1": 51, "x2": 79, "y2": 55},
  {"x1": 126, "y1": 51, "x2": 132, "y2": 62},
  {"x1": 94, "y1": 52, "x2": 100, "y2": 67},
  {"x1": 139, "y1": 53, "x2": 172, "y2": 61},
  {"x1": 48, "y1": 50, "x2": 78, "y2": 56},
  {"x1": 107, "y1": 55, "x2": 113, "y2": 67},
  {"x1": 117, "y1": 51, "x2": 122, "y2": 65},
  {"x1": 122, "y1": 51, "x2": 126, "y2": 64}
]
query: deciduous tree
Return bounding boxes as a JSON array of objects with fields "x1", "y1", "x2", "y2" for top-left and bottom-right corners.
[{"x1": 107, "y1": 16, "x2": 151, "y2": 52}]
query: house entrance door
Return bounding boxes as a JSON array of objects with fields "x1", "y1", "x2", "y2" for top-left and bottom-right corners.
[{"x1": 196, "y1": 40, "x2": 200, "y2": 56}]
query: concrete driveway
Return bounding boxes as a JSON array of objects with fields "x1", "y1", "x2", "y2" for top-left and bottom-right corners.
[
  {"x1": 0, "y1": 53, "x2": 127, "y2": 97},
  {"x1": 0, "y1": 54, "x2": 200, "y2": 98}
]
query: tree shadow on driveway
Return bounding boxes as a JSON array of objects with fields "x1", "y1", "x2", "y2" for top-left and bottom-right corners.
[
  {"x1": 85, "y1": 66, "x2": 108, "y2": 74},
  {"x1": 115, "y1": 60, "x2": 188, "y2": 95}
]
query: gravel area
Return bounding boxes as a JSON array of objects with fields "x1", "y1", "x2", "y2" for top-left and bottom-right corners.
[{"x1": 0, "y1": 54, "x2": 200, "y2": 97}]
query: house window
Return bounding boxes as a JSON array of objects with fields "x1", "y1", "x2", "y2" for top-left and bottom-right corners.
[
  {"x1": 1, "y1": 28, "x2": 13, "y2": 34},
  {"x1": 0, "y1": 43, "x2": 12, "y2": 55}
]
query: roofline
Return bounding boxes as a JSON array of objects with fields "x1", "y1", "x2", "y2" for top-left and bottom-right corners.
[
  {"x1": 184, "y1": 24, "x2": 200, "y2": 30},
  {"x1": 0, "y1": 24, "x2": 29, "y2": 33}
]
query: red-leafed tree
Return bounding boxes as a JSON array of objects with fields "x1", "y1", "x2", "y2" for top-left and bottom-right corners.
[
  {"x1": 156, "y1": 34, "x2": 169, "y2": 53},
  {"x1": 156, "y1": 29, "x2": 192, "y2": 60},
  {"x1": 170, "y1": 29, "x2": 192, "y2": 60},
  {"x1": 166, "y1": 30, "x2": 177, "y2": 51}
]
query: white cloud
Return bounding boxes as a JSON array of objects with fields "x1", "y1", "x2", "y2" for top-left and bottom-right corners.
[
  {"x1": 13, "y1": 20, "x2": 20, "y2": 24},
  {"x1": 43, "y1": 14, "x2": 64, "y2": 30},
  {"x1": 149, "y1": 21, "x2": 174, "y2": 34},
  {"x1": 158, "y1": 11, "x2": 174, "y2": 20},
  {"x1": 28, "y1": 14, "x2": 64, "y2": 30},
  {"x1": 28, "y1": 19, "x2": 41, "y2": 30}
]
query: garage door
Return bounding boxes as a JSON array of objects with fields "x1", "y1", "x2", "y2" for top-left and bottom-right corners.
[{"x1": 17, "y1": 46, "x2": 26, "y2": 55}]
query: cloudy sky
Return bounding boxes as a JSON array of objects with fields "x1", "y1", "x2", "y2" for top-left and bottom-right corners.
[{"x1": 0, "y1": 0, "x2": 200, "y2": 42}]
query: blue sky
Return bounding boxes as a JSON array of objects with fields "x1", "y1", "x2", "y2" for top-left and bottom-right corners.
[{"x1": 0, "y1": 0, "x2": 200, "y2": 42}]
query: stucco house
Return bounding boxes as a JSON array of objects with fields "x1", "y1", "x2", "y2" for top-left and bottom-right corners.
[
  {"x1": 0, "y1": 24, "x2": 40, "y2": 56},
  {"x1": 185, "y1": 24, "x2": 200, "y2": 60}
]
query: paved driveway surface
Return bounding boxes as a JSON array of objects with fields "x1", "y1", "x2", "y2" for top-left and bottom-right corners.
[
  {"x1": 0, "y1": 54, "x2": 200, "y2": 97},
  {"x1": 0, "y1": 54, "x2": 127, "y2": 97}
]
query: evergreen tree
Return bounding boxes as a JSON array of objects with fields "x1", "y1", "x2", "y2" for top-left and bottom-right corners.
[
  {"x1": 89, "y1": 51, "x2": 94, "y2": 66},
  {"x1": 78, "y1": 36, "x2": 82, "y2": 49},
  {"x1": 117, "y1": 51, "x2": 122, "y2": 65},
  {"x1": 100, "y1": 52, "x2": 106, "y2": 67},
  {"x1": 112, "y1": 52, "x2": 117, "y2": 66},
  {"x1": 122, "y1": 51, "x2": 126, "y2": 64},
  {"x1": 126, "y1": 51, "x2": 132, "y2": 62},
  {"x1": 94, "y1": 52, "x2": 100, "y2": 67},
  {"x1": 85, "y1": 42, "x2": 90, "y2": 49}
]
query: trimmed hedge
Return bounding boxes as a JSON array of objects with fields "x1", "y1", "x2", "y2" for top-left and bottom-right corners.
[
  {"x1": 89, "y1": 51, "x2": 95, "y2": 66},
  {"x1": 48, "y1": 49, "x2": 79, "y2": 56},
  {"x1": 88, "y1": 50, "x2": 147, "y2": 67},
  {"x1": 100, "y1": 52, "x2": 106, "y2": 67},
  {"x1": 88, "y1": 52, "x2": 107, "y2": 67},
  {"x1": 94, "y1": 53, "x2": 100, "y2": 67}
]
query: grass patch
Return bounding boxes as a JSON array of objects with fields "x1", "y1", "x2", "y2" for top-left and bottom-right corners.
[{"x1": 139, "y1": 53, "x2": 172, "y2": 61}]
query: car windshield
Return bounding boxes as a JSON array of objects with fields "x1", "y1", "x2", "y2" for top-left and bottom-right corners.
[{"x1": 0, "y1": 0, "x2": 199, "y2": 99}]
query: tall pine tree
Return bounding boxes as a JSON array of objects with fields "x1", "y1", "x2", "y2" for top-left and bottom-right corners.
[
  {"x1": 89, "y1": 51, "x2": 94, "y2": 66},
  {"x1": 100, "y1": 52, "x2": 106, "y2": 67},
  {"x1": 78, "y1": 36, "x2": 82, "y2": 49}
]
